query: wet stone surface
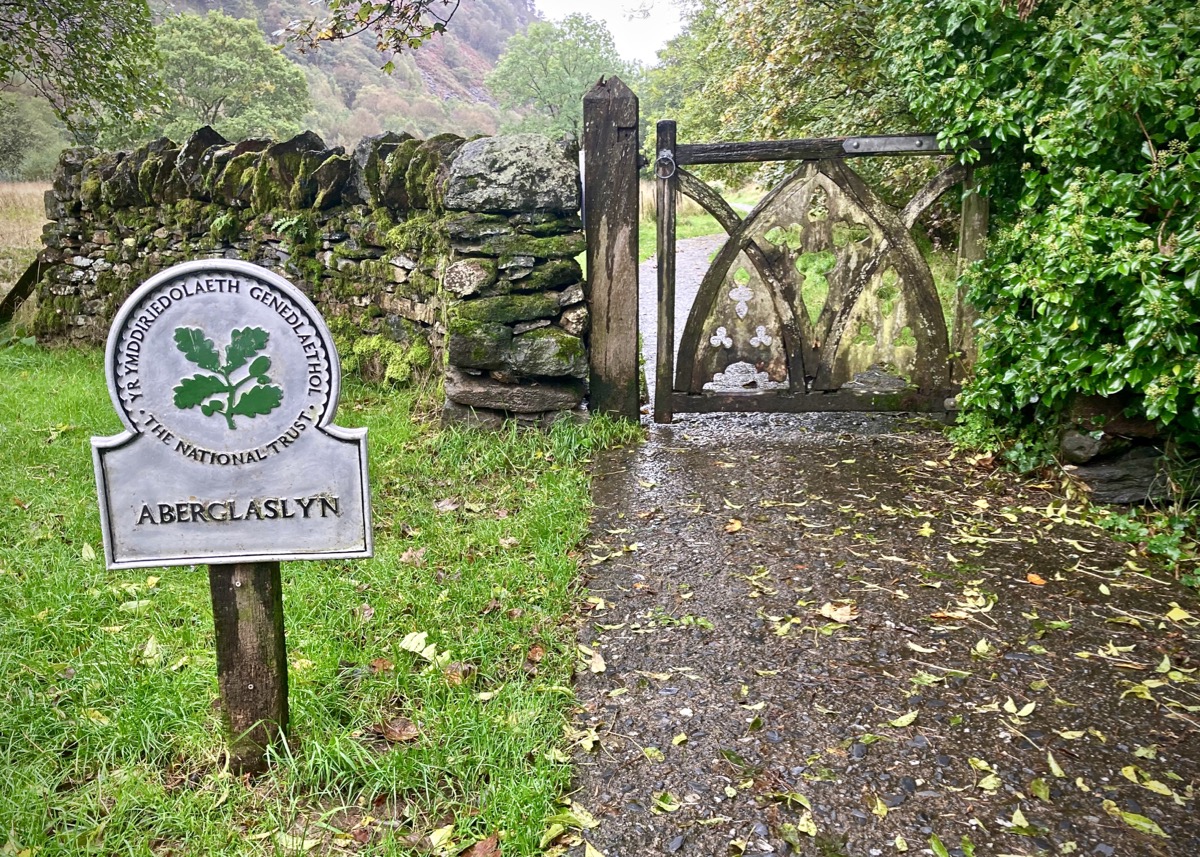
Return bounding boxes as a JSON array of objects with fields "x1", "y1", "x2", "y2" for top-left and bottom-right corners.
[{"x1": 570, "y1": 413, "x2": 1200, "y2": 857}]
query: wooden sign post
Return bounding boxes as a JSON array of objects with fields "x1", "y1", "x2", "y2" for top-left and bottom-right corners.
[{"x1": 92, "y1": 260, "x2": 372, "y2": 772}]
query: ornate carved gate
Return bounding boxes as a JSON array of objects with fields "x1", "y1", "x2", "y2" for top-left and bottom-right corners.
[{"x1": 652, "y1": 121, "x2": 974, "y2": 423}]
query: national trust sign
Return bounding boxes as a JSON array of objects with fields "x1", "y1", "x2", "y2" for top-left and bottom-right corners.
[{"x1": 92, "y1": 260, "x2": 372, "y2": 568}]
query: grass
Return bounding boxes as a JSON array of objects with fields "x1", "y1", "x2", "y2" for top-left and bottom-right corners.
[
  {"x1": 0, "y1": 344, "x2": 641, "y2": 855},
  {"x1": 636, "y1": 181, "x2": 763, "y2": 262},
  {"x1": 0, "y1": 182, "x2": 48, "y2": 294}
]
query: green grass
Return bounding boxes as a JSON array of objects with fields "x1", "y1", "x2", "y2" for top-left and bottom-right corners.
[
  {"x1": 0, "y1": 344, "x2": 641, "y2": 855},
  {"x1": 0, "y1": 181, "x2": 47, "y2": 299}
]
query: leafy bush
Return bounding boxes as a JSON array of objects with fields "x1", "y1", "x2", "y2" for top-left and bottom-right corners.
[{"x1": 879, "y1": 0, "x2": 1200, "y2": 454}]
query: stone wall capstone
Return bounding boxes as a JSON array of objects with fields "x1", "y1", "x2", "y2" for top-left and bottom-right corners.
[{"x1": 33, "y1": 127, "x2": 589, "y2": 427}]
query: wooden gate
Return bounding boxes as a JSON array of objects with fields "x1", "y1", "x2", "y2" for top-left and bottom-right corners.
[{"x1": 653, "y1": 120, "x2": 978, "y2": 423}]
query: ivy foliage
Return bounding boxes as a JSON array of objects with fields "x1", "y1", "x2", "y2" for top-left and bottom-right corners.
[{"x1": 878, "y1": 0, "x2": 1200, "y2": 449}]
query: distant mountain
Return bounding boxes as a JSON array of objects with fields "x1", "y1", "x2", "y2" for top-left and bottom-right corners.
[{"x1": 156, "y1": 0, "x2": 539, "y2": 148}]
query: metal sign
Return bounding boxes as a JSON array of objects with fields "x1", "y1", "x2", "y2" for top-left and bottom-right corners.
[{"x1": 93, "y1": 259, "x2": 372, "y2": 568}]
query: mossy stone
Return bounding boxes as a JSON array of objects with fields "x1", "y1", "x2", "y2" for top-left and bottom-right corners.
[
  {"x1": 454, "y1": 291, "x2": 560, "y2": 325},
  {"x1": 404, "y1": 134, "x2": 465, "y2": 211},
  {"x1": 508, "y1": 327, "x2": 587, "y2": 378},
  {"x1": 447, "y1": 319, "x2": 512, "y2": 370},
  {"x1": 381, "y1": 138, "x2": 421, "y2": 213},
  {"x1": 459, "y1": 230, "x2": 586, "y2": 260}
]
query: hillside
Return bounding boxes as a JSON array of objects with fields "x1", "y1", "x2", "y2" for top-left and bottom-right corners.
[{"x1": 159, "y1": 0, "x2": 538, "y2": 148}]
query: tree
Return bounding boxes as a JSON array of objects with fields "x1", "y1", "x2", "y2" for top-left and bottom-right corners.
[
  {"x1": 0, "y1": 92, "x2": 70, "y2": 179},
  {"x1": 288, "y1": 0, "x2": 464, "y2": 69},
  {"x1": 0, "y1": 0, "x2": 161, "y2": 141},
  {"x1": 878, "y1": 0, "x2": 1200, "y2": 451},
  {"x1": 644, "y1": 0, "x2": 909, "y2": 142},
  {"x1": 487, "y1": 14, "x2": 632, "y2": 142},
  {"x1": 154, "y1": 12, "x2": 310, "y2": 143}
]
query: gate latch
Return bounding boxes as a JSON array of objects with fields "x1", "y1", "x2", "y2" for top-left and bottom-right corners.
[{"x1": 654, "y1": 150, "x2": 676, "y2": 180}]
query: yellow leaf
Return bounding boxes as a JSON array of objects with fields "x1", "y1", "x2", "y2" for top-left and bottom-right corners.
[
  {"x1": 585, "y1": 842, "x2": 606, "y2": 857},
  {"x1": 725, "y1": 518, "x2": 743, "y2": 533},
  {"x1": 1166, "y1": 603, "x2": 1193, "y2": 622},
  {"x1": 427, "y1": 825, "x2": 455, "y2": 849},
  {"x1": 672, "y1": 733, "x2": 688, "y2": 746},
  {"x1": 872, "y1": 796, "x2": 888, "y2": 818},
  {"x1": 1048, "y1": 752, "x2": 1065, "y2": 778}
]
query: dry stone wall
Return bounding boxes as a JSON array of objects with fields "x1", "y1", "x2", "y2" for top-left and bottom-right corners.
[{"x1": 35, "y1": 128, "x2": 589, "y2": 425}]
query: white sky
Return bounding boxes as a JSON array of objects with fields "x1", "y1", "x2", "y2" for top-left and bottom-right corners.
[{"x1": 533, "y1": 0, "x2": 684, "y2": 66}]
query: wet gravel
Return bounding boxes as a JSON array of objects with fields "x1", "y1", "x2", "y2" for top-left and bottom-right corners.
[{"x1": 570, "y1": 414, "x2": 1200, "y2": 857}]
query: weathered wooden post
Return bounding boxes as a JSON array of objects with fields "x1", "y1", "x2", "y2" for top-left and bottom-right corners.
[
  {"x1": 952, "y1": 166, "x2": 989, "y2": 383},
  {"x1": 92, "y1": 259, "x2": 372, "y2": 773},
  {"x1": 654, "y1": 120, "x2": 677, "y2": 424},
  {"x1": 582, "y1": 75, "x2": 640, "y2": 420}
]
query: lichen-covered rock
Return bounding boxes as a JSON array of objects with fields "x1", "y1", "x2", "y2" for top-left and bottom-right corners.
[
  {"x1": 381, "y1": 138, "x2": 421, "y2": 213},
  {"x1": 444, "y1": 258, "x2": 498, "y2": 297},
  {"x1": 444, "y1": 212, "x2": 513, "y2": 241},
  {"x1": 445, "y1": 134, "x2": 580, "y2": 214},
  {"x1": 313, "y1": 154, "x2": 352, "y2": 209},
  {"x1": 80, "y1": 151, "x2": 124, "y2": 211},
  {"x1": 251, "y1": 131, "x2": 330, "y2": 211},
  {"x1": 454, "y1": 291, "x2": 561, "y2": 325},
  {"x1": 211, "y1": 150, "x2": 262, "y2": 208},
  {"x1": 508, "y1": 327, "x2": 587, "y2": 378},
  {"x1": 404, "y1": 134, "x2": 465, "y2": 211},
  {"x1": 448, "y1": 320, "x2": 512, "y2": 369},
  {"x1": 350, "y1": 131, "x2": 411, "y2": 207},
  {"x1": 501, "y1": 258, "x2": 581, "y2": 293},
  {"x1": 445, "y1": 366, "x2": 584, "y2": 413},
  {"x1": 560, "y1": 304, "x2": 589, "y2": 336},
  {"x1": 176, "y1": 126, "x2": 229, "y2": 196}
]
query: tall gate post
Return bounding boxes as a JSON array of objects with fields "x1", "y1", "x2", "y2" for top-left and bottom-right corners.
[
  {"x1": 952, "y1": 166, "x2": 989, "y2": 384},
  {"x1": 582, "y1": 76, "x2": 640, "y2": 420}
]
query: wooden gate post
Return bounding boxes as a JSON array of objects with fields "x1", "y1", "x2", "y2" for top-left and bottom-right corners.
[
  {"x1": 582, "y1": 76, "x2": 640, "y2": 421},
  {"x1": 952, "y1": 166, "x2": 989, "y2": 384},
  {"x1": 209, "y1": 561, "x2": 288, "y2": 773}
]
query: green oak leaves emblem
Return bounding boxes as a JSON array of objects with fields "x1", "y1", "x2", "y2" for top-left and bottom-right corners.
[{"x1": 172, "y1": 326, "x2": 283, "y2": 430}]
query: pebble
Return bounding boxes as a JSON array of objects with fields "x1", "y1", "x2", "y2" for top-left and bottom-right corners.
[
  {"x1": 850, "y1": 742, "x2": 869, "y2": 759},
  {"x1": 665, "y1": 834, "x2": 685, "y2": 853}
]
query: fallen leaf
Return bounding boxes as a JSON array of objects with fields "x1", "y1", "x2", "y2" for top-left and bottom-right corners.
[
  {"x1": 819, "y1": 601, "x2": 859, "y2": 623},
  {"x1": 1102, "y1": 799, "x2": 1168, "y2": 838},
  {"x1": 369, "y1": 658, "x2": 394, "y2": 673},
  {"x1": 725, "y1": 519, "x2": 743, "y2": 533},
  {"x1": 1026, "y1": 572, "x2": 1047, "y2": 585},
  {"x1": 433, "y1": 498, "x2": 460, "y2": 514},
  {"x1": 399, "y1": 547, "x2": 426, "y2": 566},
  {"x1": 443, "y1": 662, "x2": 476, "y2": 685},
  {"x1": 274, "y1": 832, "x2": 320, "y2": 853},
  {"x1": 428, "y1": 825, "x2": 455, "y2": 849},
  {"x1": 578, "y1": 644, "x2": 605, "y2": 673},
  {"x1": 459, "y1": 833, "x2": 501, "y2": 857},
  {"x1": 888, "y1": 710, "x2": 918, "y2": 728},
  {"x1": 378, "y1": 716, "x2": 420, "y2": 743},
  {"x1": 81, "y1": 543, "x2": 96, "y2": 562},
  {"x1": 644, "y1": 746, "x2": 665, "y2": 763},
  {"x1": 355, "y1": 603, "x2": 375, "y2": 622}
]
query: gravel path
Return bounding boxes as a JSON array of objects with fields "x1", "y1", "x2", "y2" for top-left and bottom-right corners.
[
  {"x1": 569, "y1": 240, "x2": 1200, "y2": 857},
  {"x1": 639, "y1": 235, "x2": 726, "y2": 406}
]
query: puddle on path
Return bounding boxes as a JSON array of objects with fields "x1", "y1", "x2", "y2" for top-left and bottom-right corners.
[{"x1": 570, "y1": 414, "x2": 1199, "y2": 857}]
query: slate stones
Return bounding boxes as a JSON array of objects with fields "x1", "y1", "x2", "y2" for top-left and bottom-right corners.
[{"x1": 444, "y1": 134, "x2": 581, "y2": 214}]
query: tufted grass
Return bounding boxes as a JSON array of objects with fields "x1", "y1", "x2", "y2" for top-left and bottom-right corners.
[
  {"x1": 0, "y1": 344, "x2": 641, "y2": 856},
  {"x1": 0, "y1": 181, "x2": 47, "y2": 295}
]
